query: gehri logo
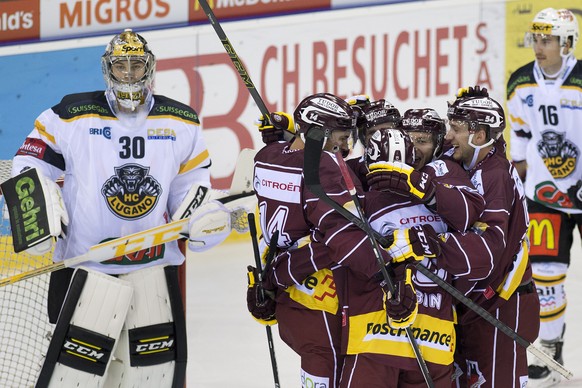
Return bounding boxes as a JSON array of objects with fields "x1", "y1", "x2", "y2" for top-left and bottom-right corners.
[
  {"x1": 101, "y1": 164, "x2": 162, "y2": 220},
  {"x1": 538, "y1": 130, "x2": 579, "y2": 179}
]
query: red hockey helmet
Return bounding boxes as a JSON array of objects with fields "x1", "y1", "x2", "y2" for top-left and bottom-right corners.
[
  {"x1": 359, "y1": 99, "x2": 401, "y2": 144},
  {"x1": 398, "y1": 108, "x2": 446, "y2": 158},
  {"x1": 293, "y1": 93, "x2": 357, "y2": 134},
  {"x1": 447, "y1": 88, "x2": 505, "y2": 140}
]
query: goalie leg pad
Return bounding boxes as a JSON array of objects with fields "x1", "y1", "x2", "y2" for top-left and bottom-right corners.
[
  {"x1": 104, "y1": 265, "x2": 187, "y2": 388},
  {"x1": 36, "y1": 267, "x2": 133, "y2": 388}
]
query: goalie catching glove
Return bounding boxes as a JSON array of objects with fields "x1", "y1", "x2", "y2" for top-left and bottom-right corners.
[
  {"x1": 173, "y1": 180, "x2": 257, "y2": 252},
  {"x1": 255, "y1": 111, "x2": 295, "y2": 144},
  {"x1": 186, "y1": 200, "x2": 233, "y2": 252},
  {"x1": 385, "y1": 266, "x2": 418, "y2": 329},
  {"x1": 385, "y1": 224, "x2": 441, "y2": 263},
  {"x1": 367, "y1": 161, "x2": 436, "y2": 205},
  {"x1": 247, "y1": 265, "x2": 277, "y2": 325}
]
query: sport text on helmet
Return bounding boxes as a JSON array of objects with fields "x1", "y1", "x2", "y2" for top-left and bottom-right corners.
[
  {"x1": 447, "y1": 92, "x2": 506, "y2": 141},
  {"x1": 293, "y1": 93, "x2": 357, "y2": 134},
  {"x1": 365, "y1": 128, "x2": 415, "y2": 168},
  {"x1": 525, "y1": 8, "x2": 579, "y2": 56},
  {"x1": 101, "y1": 29, "x2": 156, "y2": 112},
  {"x1": 399, "y1": 108, "x2": 446, "y2": 158}
]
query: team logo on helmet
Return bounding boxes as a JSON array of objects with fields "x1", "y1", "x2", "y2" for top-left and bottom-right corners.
[
  {"x1": 294, "y1": 93, "x2": 356, "y2": 133},
  {"x1": 102, "y1": 164, "x2": 162, "y2": 220},
  {"x1": 538, "y1": 130, "x2": 579, "y2": 179},
  {"x1": 526, "y1": 8, "x2": 579, "y2": 53}
]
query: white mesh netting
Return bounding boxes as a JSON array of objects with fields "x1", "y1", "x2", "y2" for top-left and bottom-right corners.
[{"x1": 0, "y1": 161, "x2": 52, "y2": 387}]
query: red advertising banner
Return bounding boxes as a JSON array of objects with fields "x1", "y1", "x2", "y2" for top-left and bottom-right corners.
[
  {"x1": 0, "y1": 0, "x2": 40, "y2": 43},
  {"x1": 188, "y1": 0, "x2": 331, "y2": 22}
]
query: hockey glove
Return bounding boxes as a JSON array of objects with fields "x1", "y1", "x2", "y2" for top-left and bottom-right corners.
[
  {"x1": 567, "y1": 180, "x2": 582, "y2": 209},
  {"x1": 187, "y1": 200, "x2": 231, "y2": 252},
  {"x1": 247, "y1": 265, "x2": 277, "y2": 325},
  {"x1": 346, "y1": 94, "x2": 371, "y2": 107},
  {"x1": 385, "y1": 267, "x2": 418, "y2": 329},
  {"x1": 456, "y1": 85, "x2": 489, "y2": 98},
  {"x1": 26, "y1": 171, "x2": 69, "y2": 256},
  {"x1": 386, "y1": 225, "x2": 441, "y2": 263},
  {"x1": 367, "y1": 161, "x2": 436, "y2": 204},
  {"x1": 255, "y1": 111, "x2": 295, "y2": 144}
]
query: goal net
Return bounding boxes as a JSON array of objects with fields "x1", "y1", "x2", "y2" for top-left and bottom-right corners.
[{"x1": 0, "y1": 160, "x2": 53, "y2": 387}]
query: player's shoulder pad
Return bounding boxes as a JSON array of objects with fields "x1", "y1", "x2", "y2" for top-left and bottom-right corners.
[
  {"x1": 424, "y1": 159, "x2": 449, "y2": 178},
  {"x1": 150, "y1": 95, "x2": 200, "y2": 125},
  {"x1": 51, "y1": 91, "x2": 115, "y2": 120},
  {"x1": 563, "y1": 60, "x2": 582, "y2": 90},
  {"x1": 506, "y1": 61, "x2": 535, "y2": 99}
]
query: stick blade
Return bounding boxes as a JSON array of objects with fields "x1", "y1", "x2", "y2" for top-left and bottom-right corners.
[
  {"x1": 230, "y1": 148, "x2": 257, "y2": 194},
  {"x1": 527, "y1": 344, "x2": 573, "y2": 379}
]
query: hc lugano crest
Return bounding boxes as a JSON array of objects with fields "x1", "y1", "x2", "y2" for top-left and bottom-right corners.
[{"x1": 102, "y1": 164, "x2": 162, "y2": 220}]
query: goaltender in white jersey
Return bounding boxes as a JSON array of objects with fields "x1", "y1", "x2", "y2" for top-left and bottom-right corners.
[
  {"x1": 10, "y1": 29, "x2": 246, "y2": 388},
  {"x1": 13, "y1": 90, "x2": 212, "y2": 273}
]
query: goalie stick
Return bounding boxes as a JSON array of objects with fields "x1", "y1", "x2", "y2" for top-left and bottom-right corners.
[
  {"x1": 248, "y1": 212, "x2": 280, "y2": 388},
  {"x1": 304, "y1": 128, "x2": 573, "y2": 381},
  {"x1": 303, "y1": 126, "x2": 434, "y2": 387},
  {"x1": 0, "y1": 149, "x2": 257, "y2": 288}
]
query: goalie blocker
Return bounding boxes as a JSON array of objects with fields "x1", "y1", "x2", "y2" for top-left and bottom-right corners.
[
  {"x1": 0, "y1": 167, "x2": 68, "y2": 253},
  {"x1": 37, "y1": 265, "x2": 187, "y2": 388}
]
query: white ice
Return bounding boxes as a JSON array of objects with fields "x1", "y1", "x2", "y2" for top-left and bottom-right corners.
[{"x1": 187, "y1": 232, "x2": 582, "y2": 387}]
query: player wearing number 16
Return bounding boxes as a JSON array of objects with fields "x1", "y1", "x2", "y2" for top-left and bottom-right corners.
[
  {"x1": 507, "y1": 8, "x2": 582, "y2": 386},
  {"x1": 10, "y1": 29, "x2": 239, "y2": 388}
]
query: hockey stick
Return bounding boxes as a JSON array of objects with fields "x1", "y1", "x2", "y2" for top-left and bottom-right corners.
[
  {"x1": 304, "y1": 129, "x2": 572, "y2": 380},
  {"x1": 414, "y1": 259, "x2": 573, "y2": 379},
  {"x1": 303, "y1": 127, "x2": 435, "y2": 387},
  {"x1": 248, "y1": 212, "x2": 280, "y2": 388},
  {"x1": 198, "y1": 0, "x2": 270, "y2": 120},
  {"x1": 0, "y1": 149, "x2": 258, "y2": 288},
  {"x1": 196, "y1": 3, "x2": 568, "y2": 379},
  {"x1": 0, "y1": 191, "x2": 254, "y2": 288}
]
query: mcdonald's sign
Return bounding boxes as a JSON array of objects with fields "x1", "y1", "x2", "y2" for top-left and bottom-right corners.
[{"x1": 528, "y1": 213, "x2": 561, "y2": 257}]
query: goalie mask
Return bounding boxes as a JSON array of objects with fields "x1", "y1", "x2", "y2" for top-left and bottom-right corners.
[
  {"x1": 102, "y1": 29, "x2": 156, "y2": 114},
  {"x1": 525, "y1": 8, "x2": 579, "y2": 59},
  {"x1": 365, "y1": 128, "x2": 415, "y2": 168},
  {"x1": 398, "y1": 108, "x2": 446, "y2": 159}
]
